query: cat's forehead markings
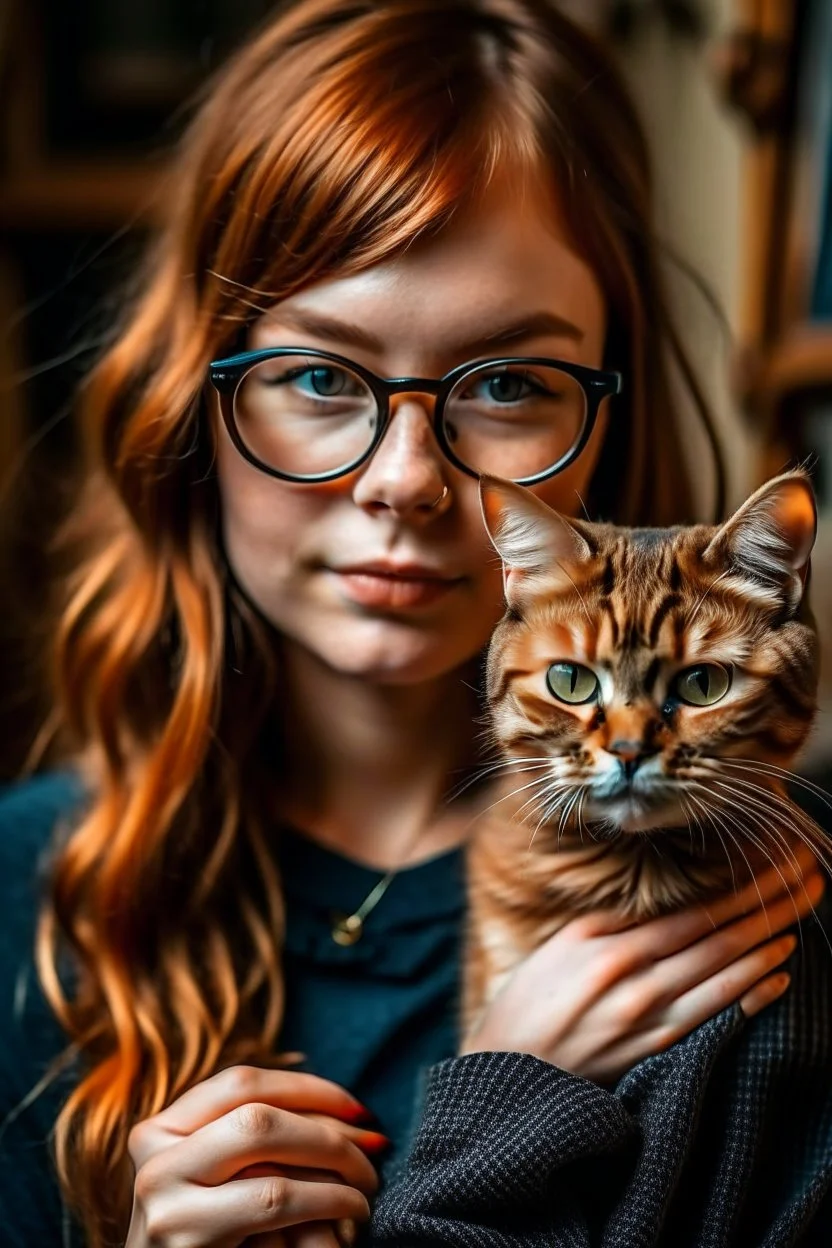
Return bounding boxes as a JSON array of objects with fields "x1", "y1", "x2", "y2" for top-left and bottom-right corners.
[{"x1": 534, "y1": 604, "x2": 594, "y2": 653}]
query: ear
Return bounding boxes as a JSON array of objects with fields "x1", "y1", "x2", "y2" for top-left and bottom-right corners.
[
  {"x1": 703, "y1": 471, "x2": 817, "y2": 609},
  {"x1": 479, "y1": 475, "x2": 592, "y2": 605}
]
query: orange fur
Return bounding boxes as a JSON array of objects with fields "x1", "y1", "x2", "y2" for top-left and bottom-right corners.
[{"x1": 463, "y1": 472, "x2": 822, "y2": 1037}]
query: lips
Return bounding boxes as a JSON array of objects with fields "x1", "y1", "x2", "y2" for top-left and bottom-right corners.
[
  {"x1": 336, "y1": 561, "x2": 456, "y2": 580},
  {"x1": 330, "y1": 561, "x2": 463, "y2": 609}
]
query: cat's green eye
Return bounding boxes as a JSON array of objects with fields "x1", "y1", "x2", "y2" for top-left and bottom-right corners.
[
  {"x1": 546, "y1": 662, "x2": 600, "y2": 705},
  {"x1": 673, "y1": 663, "x2": 731, "y2": 707}
]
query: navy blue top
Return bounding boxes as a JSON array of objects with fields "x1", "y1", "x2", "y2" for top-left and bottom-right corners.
[
  {"x1": 278, "y1": 820, "x2": 465, "y2": 1159},
  {"x1": 0, "y1": 768, "x2": 465, "y2": 1243},
  {"x1": 4, "y1": 770, "x2": 832, "y2": 1247}
]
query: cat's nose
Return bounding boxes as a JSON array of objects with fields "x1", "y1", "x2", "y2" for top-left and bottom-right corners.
[{"x1": 608, "y1": 740, "x2": 658, "y2": 780}]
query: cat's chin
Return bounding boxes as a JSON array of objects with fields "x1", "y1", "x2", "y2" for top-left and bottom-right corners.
[{"x1": 585, "y1": 796, "x2": 685, "y2": 835}]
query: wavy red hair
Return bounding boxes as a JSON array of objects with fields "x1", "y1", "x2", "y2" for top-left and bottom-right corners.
[{"x1": 28, "y1": 2, "x2": 725, "y2": 1243}]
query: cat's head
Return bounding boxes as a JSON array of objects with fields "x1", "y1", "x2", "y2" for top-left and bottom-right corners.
[{"x1": 480, "y1": 471, "x2": 818, "y2": 838}]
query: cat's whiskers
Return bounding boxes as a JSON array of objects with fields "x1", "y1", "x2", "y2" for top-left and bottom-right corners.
[
  {"x1": 712, "y1": 779, "x2": 818, "y2": 876},
  {"x1": 445, "y1": 756, "x2": 552, "y2": 803},
  {"x1": 693, "y1": 778, "x2": 822, "y2": 945},
  {"x1": 707, "y1": 788, "x2": 804, "y2": 930},
  {"x1": 466, "y1": 770, "x2": 560, "y2": 825},
  {"x1": 723, "y1": 809, "x2": 828, "y2": 959},
  {"x1": 549, "y1": 785, "x2": 583, "y2": 849},
  {"x1": 527, "y1": 784, "x2": 575, "y2": 848},
  {"x1": 679, "y1": 794, "x2": 700, "y2": 857},
  {"x1": 565, "y1": 787, "x2": 586, "y2": 845},
  {"x1": 716, "y1": 757, "x2": 832, "y2": 811},
  {"x1": 684, "y1": 791, "x2": 739, "y2": 896},
  {"x1": 678, "y1": 793, "x2": 696, "y2": 856},
  {"x1": 702, "y1": 774, "x2": 832, "y2": 948},
  {"x1": 576, "y1": 789, "x2": 588, "y2": 843},
  {"x1": 517, "y1": 779, "x2": 570, "y2": 830},
  {"x1": 707, "y1": 778, "x2": 806, "y2": 867},
  {"x1": 689, "y1": 786, "x2": 773, "y2": 929},
  {"x1": 705, "y1": 768, "x2": 832, "y2": 877}
]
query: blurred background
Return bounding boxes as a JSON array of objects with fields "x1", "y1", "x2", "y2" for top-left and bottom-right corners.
[{"x1": 0, "y1": 0, "x2": 830, "y2": 781}]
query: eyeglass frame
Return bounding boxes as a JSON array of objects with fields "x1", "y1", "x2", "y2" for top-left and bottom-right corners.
[{"x1": 208, "y1": 346, "x2": 623, "y2": 486}]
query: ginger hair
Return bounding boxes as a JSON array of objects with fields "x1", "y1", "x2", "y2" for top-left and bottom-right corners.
[{"x1": 29, "y1": 2, "x2": 723, "y2": 1242}]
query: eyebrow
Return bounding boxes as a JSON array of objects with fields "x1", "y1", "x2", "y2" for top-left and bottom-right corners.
[{"x1": 264, "y1": 308, "x2": 585, "y2": 357}]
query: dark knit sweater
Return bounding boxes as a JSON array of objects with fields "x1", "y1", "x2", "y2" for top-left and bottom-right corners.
[{"x1": 1, "y1": 771, "x2": 831, "y2": 1247}]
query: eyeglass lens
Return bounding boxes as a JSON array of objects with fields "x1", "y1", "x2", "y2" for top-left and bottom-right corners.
[{"x1": 233, "y1": 354, "x2": 588, "y2": 480}]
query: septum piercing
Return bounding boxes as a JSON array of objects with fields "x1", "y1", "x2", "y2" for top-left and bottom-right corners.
[{"x1": 428, "y1": 485, "x2": 450, "y2": 510}]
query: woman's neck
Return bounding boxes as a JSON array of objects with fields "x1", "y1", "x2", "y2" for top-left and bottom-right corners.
[{"x1": 274, "y1": 641, "x2": 484, "y2": 869}]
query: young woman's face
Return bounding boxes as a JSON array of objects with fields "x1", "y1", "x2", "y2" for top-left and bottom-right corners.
[{"x1": 214, "y1": 173, "x2": 609, "y2": 684}]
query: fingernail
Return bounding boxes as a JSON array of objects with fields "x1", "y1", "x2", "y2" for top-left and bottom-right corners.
[
  {"x1": 342, "y1": 1103, "x2": 376, "y2": 1124},
  {"x1": 359, "y1": 1132, "x2": 391, "y2": 1153},
  {"x1": 771, "y1": 972, "x2": 791, "y2": 993},
  {"x1": 336, "y1": 1220, "x2": 358, "y2": 1247}
]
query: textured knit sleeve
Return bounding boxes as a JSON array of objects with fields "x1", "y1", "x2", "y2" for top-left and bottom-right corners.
[
  {"x1": 368, "y1": 903, "x2": 832, "y2": 1248},
  {"x1": 369, "y1": 1049, "x2": 639, "y2": 1246}
]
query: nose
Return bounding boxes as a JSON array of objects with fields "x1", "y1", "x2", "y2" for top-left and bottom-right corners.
[
  {"x1": 607, "y1": 739, "x2": 659, "y2": 781},
  {"x1": 351, "y1": 394, "x2": 449, "y2": 520}
]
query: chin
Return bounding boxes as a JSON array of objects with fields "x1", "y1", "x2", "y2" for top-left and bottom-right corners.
[
  {"x1": 586, "y1": 796, "x2": 686, "y2": 835},
  {"x1": 291, "y1": 615, "x2": 483, "y2": 685}
]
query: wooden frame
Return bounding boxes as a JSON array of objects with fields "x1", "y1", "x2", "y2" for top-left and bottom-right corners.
[{"x1": 717, "y1": 0, "x2": 832, "y2": 479}]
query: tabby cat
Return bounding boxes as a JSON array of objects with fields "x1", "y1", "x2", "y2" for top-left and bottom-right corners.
[{"x1": 463, "y1": 471, "x2": 822, "y2": 1035}]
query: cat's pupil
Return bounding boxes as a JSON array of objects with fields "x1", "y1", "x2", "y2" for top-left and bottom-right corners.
[
  {"x1": 694, "y1": 668, "x2": 708, "y2": 696},
  {"x1": 546, "y1": 662, "x2": 598, "y2": 704}
]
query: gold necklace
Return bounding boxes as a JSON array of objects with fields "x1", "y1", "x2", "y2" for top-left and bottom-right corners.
[
  {"x1": 330, "y1": 867, "x2": 400, "y2": 945},
  {"x1": 329, "y1": 820, "x2": 442, "y2": 945}
]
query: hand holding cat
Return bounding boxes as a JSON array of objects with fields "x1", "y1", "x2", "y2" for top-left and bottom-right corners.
[{"x1": 460, "y1": 841, "x2": 824, "y2": 1084}]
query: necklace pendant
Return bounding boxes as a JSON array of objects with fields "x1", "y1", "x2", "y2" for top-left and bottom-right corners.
[{"x1": 331, "y1": 912, "x2": 364, "y2": 945}]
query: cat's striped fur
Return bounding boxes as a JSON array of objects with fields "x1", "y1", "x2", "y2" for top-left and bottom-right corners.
[{"x1": 463, "y1": 471, "x2": 822, "y2": 1034}]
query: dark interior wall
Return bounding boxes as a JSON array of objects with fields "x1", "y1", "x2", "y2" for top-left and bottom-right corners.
[{"x1": 0, "y1": 1, "x2": 277, "y2": 778}]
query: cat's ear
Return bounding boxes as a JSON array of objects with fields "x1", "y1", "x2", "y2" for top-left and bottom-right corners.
[
  {"x1": 479, "y1": 475, "x2": 592, "y2": 604},
  {"x1": 703, "y1": 471, "x2": 817, "y2": 608}
]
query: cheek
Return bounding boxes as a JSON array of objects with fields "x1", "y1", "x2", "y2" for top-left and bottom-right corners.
[
  {"x1": 530, "y1": 400, "x2": 610, "y2": 519},
  {"x1": 673, "y1": 707, "x2": 735, "y2": 753},
  {"x1": 215, "y1": 430, "x2": 323, "y2": 595}
]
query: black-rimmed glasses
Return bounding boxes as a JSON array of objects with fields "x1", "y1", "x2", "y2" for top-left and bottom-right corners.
[{"x1": 208, "y1": 348, "x2": 622, "y2": 486}]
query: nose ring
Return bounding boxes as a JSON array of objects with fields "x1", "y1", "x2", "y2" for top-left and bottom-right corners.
[{"x1": 428, "y1": 485, "x2": 450, "y2": 510}]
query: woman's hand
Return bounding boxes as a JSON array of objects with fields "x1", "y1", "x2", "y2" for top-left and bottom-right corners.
[
  {"x1": 462, "y1": 841, "x2": 825, "y2": 1084},
  {"x1": 125, "y1": 1066, "x2": 386, "y2": 1247}
]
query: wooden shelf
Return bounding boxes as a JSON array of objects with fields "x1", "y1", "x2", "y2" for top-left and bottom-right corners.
[
  {"x1": 759, "y1": 325, "x2": 832, "y2": 403},
  {"x1": 0, "y1": 159, "x2": 168, "y2": 230}
]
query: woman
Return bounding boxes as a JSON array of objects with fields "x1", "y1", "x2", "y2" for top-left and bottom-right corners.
[{"x1": 1, "y1": 2, "x2": 829, "y2": 1246}]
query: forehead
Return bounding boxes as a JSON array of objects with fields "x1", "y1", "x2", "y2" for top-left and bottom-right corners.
[{"x1": 248, "y1": 170, "x2": 607, "y2": 375}]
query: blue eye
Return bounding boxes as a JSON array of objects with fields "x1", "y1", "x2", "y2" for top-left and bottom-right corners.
[
  {"x1": 256, "y1": 365, "x2": 362, "y2": 399},
  {"x1": 484, "y1": 373, "x2": 530, "y2": 402},
  {"x1": 467, "y1": 371, "x2": 549, "y2": 404},
  {"x1": 295, "y1": 367, "x2": 353, "y2": 397}
]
